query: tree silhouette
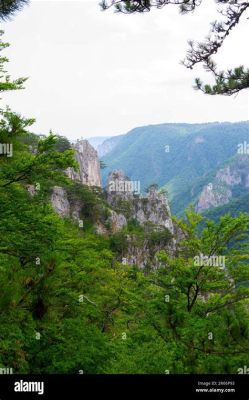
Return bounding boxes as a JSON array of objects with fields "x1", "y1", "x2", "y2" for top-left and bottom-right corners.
[
  {"x1": 101, "y1": 0, "x2": 249, "y2": 96},
  {"x1": 0, "y1": 0, "x2": 29, "y2": 20}
]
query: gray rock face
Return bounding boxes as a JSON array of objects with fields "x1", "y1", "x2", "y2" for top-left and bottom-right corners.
[
  {"x1": 51, "y1": 186, "x2": 82, "y2": 221},
  {"x1": 66, "y1": 139, "x2": 101, "y2": 187},
  {"x1": 51, "y1": 139, "x2": 101, "y2": 220},
  {"x1": 107, "y1": 210, "x2": 127, "y2": 233},
  {"x1": 26, "y1": 184, "x2": 36, "y2": 197},
  {"x1": 107, "y1": 170, "x2": 136, "y2": 204},
  {"x1": 121, "y1": 236, "x2": 160, "y2": 269},
  {"x1": 216, "y1": 166, "x2": 242, "y2": 186},
  {"x1": 107, "y1": 170, "x2": 174, "y2": 234},
  {"x1": 121, "y1": 235, "x2": 177, "y2": 269},
  {"x1": 70, "y1": 201, "x2": 82, "y2": 222},
  {"x1": 94, "y1": 222, "x2": 108, "y2": 235},
  {"x1": 196, "y1": 183, "x2": 232, "y2": 212},
  {"x1": 196, "y1": 155, "x2": 249, "y2": 212},
  {"x1": 134, "y1": 189, "x2": 174, "y2": 233},
  {"x1": 51, "y1": 186, "x2": 70, "y2": 217},
  {"x1": 106, "y1": 170, "x2": 177, "y2": 268}
]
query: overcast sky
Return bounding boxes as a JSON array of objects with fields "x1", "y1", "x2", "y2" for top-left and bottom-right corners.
[{"x1": 1, "y1": 0, "x2": 248, "y2": 140}]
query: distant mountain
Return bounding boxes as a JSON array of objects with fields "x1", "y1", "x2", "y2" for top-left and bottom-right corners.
[
  {"x1": 101, "y1": 121, "x2": 249, "y2": 216},
  {"x1": 196, "y1": 155, "x2": 249, "y2": 211},
  {"x1": 195, "y1": 154, "x2": 249, "y2": 220},
  {"x1": 88, "y1": 135, "x2": 124, "y2": 157},
  {"x1": 87, "y1": 136, "x2": 111, "y2": 150},
  {"x1": 203, "y1": 192, "x2": 249, "y2": 221},
  {"x1": 96, "y1": 135, "x2": 124, "y2": 157}
]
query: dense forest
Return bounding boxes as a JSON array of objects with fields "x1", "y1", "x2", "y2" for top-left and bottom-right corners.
[{"x1": 1, "y1": 30, "x2": 249, "y2": 375}]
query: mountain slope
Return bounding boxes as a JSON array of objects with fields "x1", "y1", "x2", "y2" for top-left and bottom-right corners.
[
  {"x1": 101, "y1": 121, "x2": 249, "y2": 215},
  {"x1": 195, "y1": 155, "x2": 249, "y2": 220}
]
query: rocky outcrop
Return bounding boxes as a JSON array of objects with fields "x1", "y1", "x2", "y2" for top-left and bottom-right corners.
[
  {"x1": 134, "y1": 189, "x2": 174, "y2": 233},
  {"x1": 121, "y1": 236, "x2": 162, "y2": 269},
  {"x1": 94, "y1": 222, "x2": 108, "y2": 235},
  {"x1": 66, "y1": 139, "x2": 101, "y2": 187},
  {"x1": 216, "y1": 167, "x2": 242, "y2": 186},
  {"x1": 107, "y1": 210, "x2": 127, "y2": 233},
  {"x1": 51, "y1": 186, "x2": 81, "y2": 221},
  {"x1": 51, "y1": 186, "x2": 70, "y2": 217},
  {"x1": 196, "y1": 183, "x2": 232, "y2": 212},
  {"x1": 196, "y1": 155, "x2": 249, "y2": 212},
  {"x1": 50, "y1": 142, "x2": 181, "y2": 269},
  {"x1": 107, "y1": 170, "x2": 174, "y2": 234},
  {"x1": 51, "y1": 139, "x2": 101, "y2": 221},
  {"x1": 106, "y1": 170, "x2": 177, "y2": 267},
  {"x1": 121, "y1": 233, "x2": 178, "y2": 269}
]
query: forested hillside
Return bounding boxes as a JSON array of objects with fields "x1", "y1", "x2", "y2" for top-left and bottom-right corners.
[
  {"x1": 1, "y1": 30, "x2": 249, "y2": 375},
  {"x1": 100, "y1": 122, "x2": 249, "y2": 215}
]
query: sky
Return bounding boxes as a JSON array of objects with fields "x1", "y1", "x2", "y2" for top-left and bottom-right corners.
[{"x1": 1, "y1": 0, "x2": 249, "y2": 140}]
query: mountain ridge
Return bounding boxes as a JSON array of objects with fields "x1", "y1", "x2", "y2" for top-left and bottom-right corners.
[{"x1": 100, "y1": 121, "x2": 249, "y2": 215}]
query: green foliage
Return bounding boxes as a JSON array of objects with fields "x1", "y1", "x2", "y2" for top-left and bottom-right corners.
[
  {"x1": 195, "y1": 66, "x2": 249, "y2": 96},
  {"x1": 148, "y1": 228, "x2": 172, "y2": 246},
  {"x1": 204, "y1": 194, "x2": 249, "y2": 222},
  {"x1": 53, "y1": 135, "x2": 71, "y2": 153},
  {"x1": 66, "y1": 182, "x2": 109, "y2": 226},
  {"x1": 112, "y1": 198, "x2": 133, "y2": 219},
  {"x1": 109, "y1": 231, "x2": 129, "y2": 254},
  {"x1": 1, "y1": 120, "x2": 249, "y2": 373},
  {"x1": 1, "y1": 31, "x2": 249, "y2": 375},
  {"x1": 102, "y1": 1, "x2": 249, "y2": 96},
  {"x1": 105, "y1": 211, "x2": 249, "y2": 373},
  {"x1": 0, "y1": 31, "x2": 27, "y2": 94},
  {"x1": 0, "y1": 1, "x2": 29, "y2": 20},
  {"x1": 101, "y1": 121, "x2": 249, "y2": 215}
]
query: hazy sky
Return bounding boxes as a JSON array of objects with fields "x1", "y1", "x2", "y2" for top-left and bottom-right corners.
[{"x1": 1, "y1": 0, "x2": 248, "y2": 140}]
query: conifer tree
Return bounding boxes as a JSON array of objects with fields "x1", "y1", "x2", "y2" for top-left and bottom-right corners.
[
  {"x1": 0, "y1": 0, "x2": 28, "y2": 20},
  {"x1": 101, "y1": 0, "x2": 249, "y2": 95}
]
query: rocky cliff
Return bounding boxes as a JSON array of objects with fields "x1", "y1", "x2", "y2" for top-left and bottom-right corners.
[
  {"x1": 51, "y1": 146, "x2": 180, "y2": 269},
  {"x1": 51, "y1": 186, "x2": 81, "y2": 221},
  {"x1": 196, "y1": 155, "x2": 249, "y2": 212},
  {"x1": 106, "y1": 170, "x2": 174, "y2": 234},
  {"x1": 51, "y1": 139, "x2": 101, "y2": 219},
  {"x1": 196, "y1": 183, "x2": 232, "y2": 212},
  {"x1": 66, "y1": 139, "x2": 102, "y2": 187},
  {"x1": 105, "y1": 170, "x2": 177, "y2": 267}
]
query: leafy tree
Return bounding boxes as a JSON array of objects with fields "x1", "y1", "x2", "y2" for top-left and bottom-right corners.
[
  {"x1": 0, "y1": 31, "x2": 27, "y2": 94},
  {"x1": 101, "y1": 0, "x2": 249, "y2": 95},
  {"x1": 1, "y1": 29, "x2": 249, "y2": 374},
  {"x1": 103, "y1": 210, "x2": 249, "y2": 373},
  {"x1": 66, "y1": 181, "x2": 109, "y2": 227},
  {"x1": 54, "y1": 135, "x2": 71, "y2": 153}
]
